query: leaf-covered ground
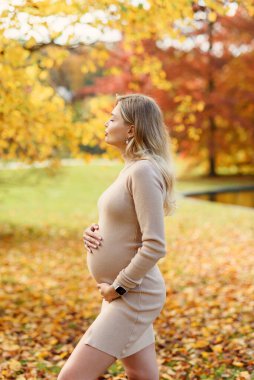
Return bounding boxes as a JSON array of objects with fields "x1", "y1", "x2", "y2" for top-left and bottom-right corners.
[{"x1": 1, "y1": 195, "x2": 253, "y2": 380}]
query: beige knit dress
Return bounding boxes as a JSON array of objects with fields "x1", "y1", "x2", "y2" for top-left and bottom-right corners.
[{"x1": 83, "y1": 159, "x2": 167, "y2": 359}]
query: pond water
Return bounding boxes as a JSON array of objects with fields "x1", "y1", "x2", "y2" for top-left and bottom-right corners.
[{"x1": 189, "y1": 191, "x2": 254, "y2": 208}]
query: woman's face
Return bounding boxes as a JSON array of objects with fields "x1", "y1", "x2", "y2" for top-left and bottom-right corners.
[{"x1": 104, "y1": 103, "x2": 133, "y2": 149}]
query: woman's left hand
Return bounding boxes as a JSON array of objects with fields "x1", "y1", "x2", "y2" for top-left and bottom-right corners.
[{"x1": 97, "y1": 283, "x2": 120, "y2": 303}]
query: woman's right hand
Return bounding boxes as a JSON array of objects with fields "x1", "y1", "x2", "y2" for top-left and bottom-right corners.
[{"x1": 83, "y1": 223, "x2": 103, "y2": 253}]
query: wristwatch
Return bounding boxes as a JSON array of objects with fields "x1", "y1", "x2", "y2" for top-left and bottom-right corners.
[{"x1": 112, "y1": 282, "x2": 127, "y2": 295}]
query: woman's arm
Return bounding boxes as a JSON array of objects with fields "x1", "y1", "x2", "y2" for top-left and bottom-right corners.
[{"x1": 112, "y1": 161, "x2": 167, "y2": 292}]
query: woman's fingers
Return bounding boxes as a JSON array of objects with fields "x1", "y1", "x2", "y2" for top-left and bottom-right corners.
[
  {"x1": 83, "y1": 224, "x2": 103, "y2": 250},
  {"x1": 84, "y1": 242, "x2": 93, "y2": 254},
  {"x1": 90, "y1": 223, "x2": 99, "y2": 232},
  {"x1": 83, "y1": 227, "x2": 103, "y2": 245},
  {"x1": 89, "y1": 230, "x2": 103, "y2": 242},
  {"x1": 83, "y1": 234, "x2": 102, "y2": 248},
  {"x1": 86, "y1": 240, "x2": 100, "y2": 249}
]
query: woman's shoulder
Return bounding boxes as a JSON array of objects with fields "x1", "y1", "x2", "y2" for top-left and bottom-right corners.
[
  {"x1": 125, "y1": 159, "x2": 165, "y2": 199},
  {"x1": 130, "y1": 158, "x2": 153, "y2": 169},
  {"x1": 128, "y1": 159, "x2": 165, "y2": 190},
  {"x1": 130, "y1": 158, "x2": 159, "y2": 176}
]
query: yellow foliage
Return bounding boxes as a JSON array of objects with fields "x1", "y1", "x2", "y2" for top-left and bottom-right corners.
[
  {"x1": 106, "y1": 67, "x2": 122, "y2": 75},
  {"x1": 25, "y1": 37, "x2": 37, "y2": 49},
  {"x1": 0, "y1": 193, "x2": 253, "y2": 378},
  {"x1": 0, "y1": 0, "x2": 253, "y2": 164},
  {"x1": 193, "y1": 339, "x2": 209, "y2": 348},
  {"x1": 8, "y1": 359, "x2": 22, "y2": 371},
  {"x1": 0, "y1": 37, "x2": 73, "y2": 164},
  {"x1": 208, "y1": 11, "x2": 217, "y2": 23},
  {"x1": 81, "y1": 62, "x2": 97, "y2": 74},
  {"x1": 212, "y1": 344, "x2": 223, "y2": 353},
  {"x1": 196, "y1": 101, "x2": 205, "y2": 112},
  {"x1": 129, "y1": 54, "x2": 172, "y2": 90},
  {"x1": 68, "y1": 95, "x2": 122, "y2": 161}
]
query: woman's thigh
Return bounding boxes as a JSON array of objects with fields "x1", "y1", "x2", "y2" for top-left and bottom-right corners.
[
  {"x1": 57, "y1": 333, "x2": 117, "y2": 380},
  {"x1": 121, "y1": 342, "x2": 159, "y2": 380}
]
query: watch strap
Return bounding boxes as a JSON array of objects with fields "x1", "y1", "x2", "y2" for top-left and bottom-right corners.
[{"x1": 112, "y1": 282, "x2": 127, "y2": 295}]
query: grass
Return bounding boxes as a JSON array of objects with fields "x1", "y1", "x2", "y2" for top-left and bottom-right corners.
[
  {"x1": 0, "y1": 163, "x2": 122, "y2": 231},
  {"x1": 0, "y1": 161, "x2": 253, "y2": 233}
]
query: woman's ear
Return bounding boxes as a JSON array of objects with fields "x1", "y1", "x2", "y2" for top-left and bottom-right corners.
[{"x1": 128, "y1": 124, "x2": 135, "y2": 137}]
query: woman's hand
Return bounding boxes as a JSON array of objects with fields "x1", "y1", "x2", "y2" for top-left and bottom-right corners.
[
  {"x1": 83, "y1": 223, "x2": 103, "y2": 253},
  {"x1": 97, "y1": 283, "x2": 120, "y2": 303}
]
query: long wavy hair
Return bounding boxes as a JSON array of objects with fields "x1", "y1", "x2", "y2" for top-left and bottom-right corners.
[{"x1": 116, "y1": 93, "x2": 177, "y2": 216}]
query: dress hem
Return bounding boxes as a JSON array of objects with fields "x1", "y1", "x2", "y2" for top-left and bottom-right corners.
[{"x1": 83, "y1": 338, "x2": 156, "y2": 360}]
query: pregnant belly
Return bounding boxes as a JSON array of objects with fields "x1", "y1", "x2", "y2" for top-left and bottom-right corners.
[{"x1": 86, "y1": 238, "x2": 137, "y2": 284}]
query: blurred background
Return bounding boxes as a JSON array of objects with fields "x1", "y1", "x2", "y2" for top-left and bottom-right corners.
[
  {"x1": 0, "y1": 1, "x2": 254, "y2": 379},
  {"x1": 0, "y1": 0, "x2": 254, "y2": 233}
]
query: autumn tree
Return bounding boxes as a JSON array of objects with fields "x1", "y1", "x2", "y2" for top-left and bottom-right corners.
[
  {"x1": 0, "y1": 0, "x2": 254, "y2": 168},
  {"x1": 73, "y1": 4, "x2": 254, "y2": 175}
]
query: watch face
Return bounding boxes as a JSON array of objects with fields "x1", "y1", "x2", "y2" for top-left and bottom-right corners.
[{"x1": 116, "y1": 286, "x2": 126, "y2": 295}]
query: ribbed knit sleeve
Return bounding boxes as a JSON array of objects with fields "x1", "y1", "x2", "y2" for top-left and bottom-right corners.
[{"x1": 112, "y1": 161, "x2": 167, "y2": 291}]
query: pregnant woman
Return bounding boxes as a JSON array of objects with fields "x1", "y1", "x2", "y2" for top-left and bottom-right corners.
[{"x1": 57, "y1": 93, "x2": 176, "y2": 380}]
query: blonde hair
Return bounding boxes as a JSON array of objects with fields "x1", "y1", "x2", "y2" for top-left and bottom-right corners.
[{"x1": 116, "y1": 93, "x2": 177, "y2": 216}]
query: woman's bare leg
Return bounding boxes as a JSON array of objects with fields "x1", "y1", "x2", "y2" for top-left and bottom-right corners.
[
  {"x1": 121, "y1": 342, "x2": 159, "y2": 380},
  {"x1": 57, "y1": 334, "x2": 117, "y2": 380}
]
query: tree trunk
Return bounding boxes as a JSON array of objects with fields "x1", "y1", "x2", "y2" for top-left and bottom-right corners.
[{"x1": 207, "y1": 18, "x2": 217, "y2": 177}]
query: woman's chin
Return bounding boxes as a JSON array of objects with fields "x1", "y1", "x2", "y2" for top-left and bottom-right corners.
[
  {"x1": 105, "y1": 136, "x2": 114, "y2": 145},
  {"x1": 104, "y1": 137, "x2": 122, "y2": 149}
]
